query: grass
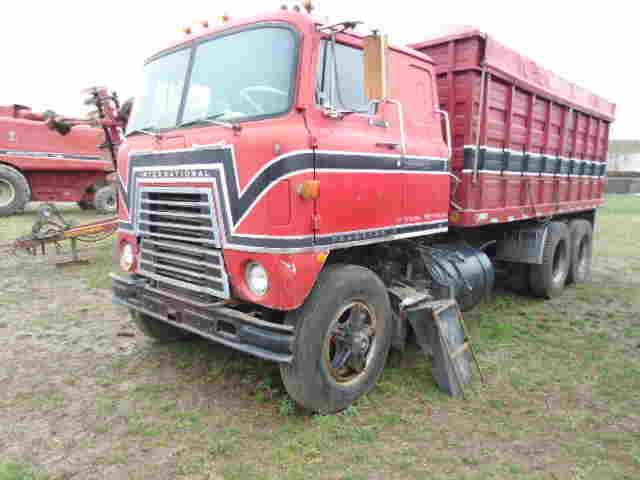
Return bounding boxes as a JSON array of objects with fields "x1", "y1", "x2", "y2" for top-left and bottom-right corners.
[
  {"x1": 1, "y1": 196, "x2": 639, "y2": 479},
  {"x1": 0, "y1": 461, "x2": 46, "y2": 480}
]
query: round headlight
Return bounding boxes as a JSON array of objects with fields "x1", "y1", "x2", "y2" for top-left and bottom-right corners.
[
  {"x1": 245, "y1": 261, "x2": 269, "y2": 297},
  {"x1": 120, "y1": 243, "x2": 135, "y2": 272}
]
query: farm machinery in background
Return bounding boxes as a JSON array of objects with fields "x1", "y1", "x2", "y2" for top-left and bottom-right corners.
[
  {"x1": 0, "y1": 91, "x2": 128, "y2": 216},
  {"x1": 1, "y1": 88, "x2": 128, "y2": 264}
]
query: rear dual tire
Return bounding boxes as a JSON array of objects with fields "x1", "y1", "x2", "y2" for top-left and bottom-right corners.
[
  {"x1": 566, "y1": 219, "x2": 593, "y2": 284},
  {"x1": 506, "y1": 221, "x2": 584, "y2": 299},
  {"x1": 529, "y1": 222, "x2": 571, "y2": 299}
]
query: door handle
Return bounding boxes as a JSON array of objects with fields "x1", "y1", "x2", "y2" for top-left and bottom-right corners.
[{"x1": 375, "y1": 141, "x2": 400, "y2": 150}]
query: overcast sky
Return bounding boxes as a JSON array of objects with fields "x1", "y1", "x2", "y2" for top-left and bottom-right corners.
[{"x1": 1, "y1": 0, "x2": 636, "y2": 139}]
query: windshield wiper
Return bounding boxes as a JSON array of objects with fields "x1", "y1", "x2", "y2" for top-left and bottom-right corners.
[
  {"x1": 125, "y1": 127, "x2": 161, "y2": 138},
  {"x1": 179, "y1": 113, "x2": 240, "y2": 131}
]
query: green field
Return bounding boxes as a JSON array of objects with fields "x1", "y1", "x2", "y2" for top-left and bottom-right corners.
[{"x1": 0, "y1": 197, "x2": 639, "y2": 479}]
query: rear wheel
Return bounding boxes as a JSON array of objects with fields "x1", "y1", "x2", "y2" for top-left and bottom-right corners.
[
  {"x1": 0, "y1": 165, "x2": 30, "y2": 216},
  {"x1": 93, "y1": 184, "x2": 116, "y2": 213},
  {"x1": 529, "y1": 222, "x2": 570, "y2": 299},
  {"x1": 130, "y1": 311, "x2": 193, "y2": 342},
  {"x1": 505, "y1": 262, "x2": 530, "y2": 295},
  {"x1": 566, "y1": 219, "x2": 593, "y2": 284},
  {"x1": 280, "y1": 264, "x2": 392, "y2": 413}
]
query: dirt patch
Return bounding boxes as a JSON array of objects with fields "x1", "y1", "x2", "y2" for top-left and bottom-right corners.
[{"x1": 1, "y1": 199, "x2": 639, "y2": 479}]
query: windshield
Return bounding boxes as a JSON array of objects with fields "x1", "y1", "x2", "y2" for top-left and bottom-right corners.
[
  {"x1": 182, "y1": 27, "x2": 297, "y2": 124},
  {"x1": 127, "y1": 48, "x2": 190, "y2": 133},
  {"x1": 127, "y1": 26, "x2": 297, "y2": 134}
]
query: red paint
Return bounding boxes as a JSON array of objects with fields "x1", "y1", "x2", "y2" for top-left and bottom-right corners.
[
  {"x1": 411, "y1": 29, "x2": 612, "y2": 227},
  {"x1": 0, "y1": 104, "x2": 110, "y2": 203},
  {"x1": 223, "y1": 250, "x2": 324, "y2": 310},
  {"x1": 117, "y1": 12, "x2": 614, "y2": 311}
]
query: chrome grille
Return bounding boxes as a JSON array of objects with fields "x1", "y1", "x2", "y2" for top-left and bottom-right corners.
[{"x1": 136, "y1": 187, "x2": 229, "y2": 300}]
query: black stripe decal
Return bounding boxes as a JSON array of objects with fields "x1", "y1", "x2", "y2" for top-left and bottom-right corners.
[
  {"x1": 0, "y1": 149, "x2": 103, "y2": 161},
  {"x1": 463, "y1": 147, "x2": 607, "y2": 177},
  {"x1": 121, "y1": 146, "x2": 448, "y2": 250}
]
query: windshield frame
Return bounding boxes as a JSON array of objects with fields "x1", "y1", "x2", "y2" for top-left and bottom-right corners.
[{"x1": 129, "y1": 22, "x2": 301, "y2": 135}]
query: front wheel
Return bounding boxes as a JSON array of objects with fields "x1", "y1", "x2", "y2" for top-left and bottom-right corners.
[{"x1": 280, "y1": 264, "x2": 392, "y2": 413}]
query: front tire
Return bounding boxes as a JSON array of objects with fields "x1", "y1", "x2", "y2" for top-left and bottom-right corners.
[
  {"x1": 529, "y1": 222, "x2": 571, "y2": 299},
  {"x1": 130, "y1": 311, "x2": 192, "y2": 343},
  {"x1": 0, "y1": 165, "x2": 30, "y2": 216},
  {"x1": 280, "y1": 264, "x2": 392, "y2": 413}
]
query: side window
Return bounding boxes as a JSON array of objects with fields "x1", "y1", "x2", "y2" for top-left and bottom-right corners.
[{"x1": 316, "y1": 40, "x2": 369, "y2": 112}]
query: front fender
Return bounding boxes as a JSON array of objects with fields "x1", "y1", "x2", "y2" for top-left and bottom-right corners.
[{"x1": 223, "y1": 249, "x2": 327, "y2": 310}]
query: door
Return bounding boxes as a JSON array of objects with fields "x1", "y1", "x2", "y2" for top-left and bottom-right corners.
[{"x1": 308, "y1": 38, "x2": 405, "y2": 248}]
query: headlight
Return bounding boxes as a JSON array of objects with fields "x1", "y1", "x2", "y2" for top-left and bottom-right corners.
[
  {"x1": 245, "y1": 261, "x2": 269, "y2": 297},
  {"x1": 120, "y1": 243, "x2": 135, "y2": 272}
]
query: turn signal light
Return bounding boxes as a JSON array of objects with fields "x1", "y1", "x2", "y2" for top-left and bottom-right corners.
[
  {"x1": 316, "y1": 252, "x2": 329, "y2": 264},
  {"x1": 182, "y1": 26, "x2": 192, "y2": 35},
  {"x1": 297, "y1": 180, "x2": 320, "y2": 200}
]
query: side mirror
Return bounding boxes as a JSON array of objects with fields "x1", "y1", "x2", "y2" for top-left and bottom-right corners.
[{"x1": 363, "y1": 33, "x2": 389, "y2": 101}]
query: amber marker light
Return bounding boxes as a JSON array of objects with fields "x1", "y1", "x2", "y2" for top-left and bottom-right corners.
[
  {"x1": 182, "y1": 26, "x2": 192, "y2": 35},
  {"x1": 316, "y1": 252, "x2": 329, "y2": 264},
  {"x1": 450, "y1": 212, "x2": 461, "y2": 224},
  {"x1": 297, "y1": 180, "x2": 320, "y2": 200}
]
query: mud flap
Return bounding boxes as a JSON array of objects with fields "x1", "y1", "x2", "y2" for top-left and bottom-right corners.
[{"x1": 406, "y1": 298, "x2": 476, "y2": 397}]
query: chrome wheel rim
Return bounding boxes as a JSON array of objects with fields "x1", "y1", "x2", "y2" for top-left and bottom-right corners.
[
  {"x1": 323, "y1": 301, "x2": 378, "y2": 386},
  {"x1": 0, "y1": 179, "x2": 16, "y2": 208}
]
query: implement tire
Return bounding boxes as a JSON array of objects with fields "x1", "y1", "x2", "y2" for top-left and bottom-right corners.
[
  {"x1": 77, "y1": 199, "x2": 93, "y2": 210},
  {"x1": 0, "y1": 164, "x2": 30, "y2": 216},
  {"x1": 280, "y1": 264, "x2": 392, "y2": 414},
  {"x1": 566, "y1": 219, "x2": 593, "y2": 284},
  {"x1": 93, "y1": 184, "x2": 116, "y2": 213},
  {"x1": 130, "y1": 311, "x2": 193, "y2": 343},
  {"x1": 529, "y1": 221, "x2": 571, "y2": 299}
]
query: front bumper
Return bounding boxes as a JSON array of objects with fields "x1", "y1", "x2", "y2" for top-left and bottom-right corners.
[{"x1": 111, "y1": 273, "x2": 293, "y2": 363}]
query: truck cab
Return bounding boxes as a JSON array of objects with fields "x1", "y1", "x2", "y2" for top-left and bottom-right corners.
[{"x1": 113, "y1": 9, "x2": 452, "y2": 412}]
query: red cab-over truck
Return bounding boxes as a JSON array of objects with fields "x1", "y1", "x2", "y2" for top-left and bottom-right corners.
[
  {"x1": 111, "y1": 9, "x2": 614, "y2": 412},
  {"x1": 0, "y1": 104, "x2": 116, "y2": 216}
]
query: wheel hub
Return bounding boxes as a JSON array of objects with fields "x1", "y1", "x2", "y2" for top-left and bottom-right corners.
[
  {"x1": 324, "y1": 301, "x2": 377, "y2": 383},
  {"x1": 0, "y1": 179, "x2": 16, "y2": 208}
]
